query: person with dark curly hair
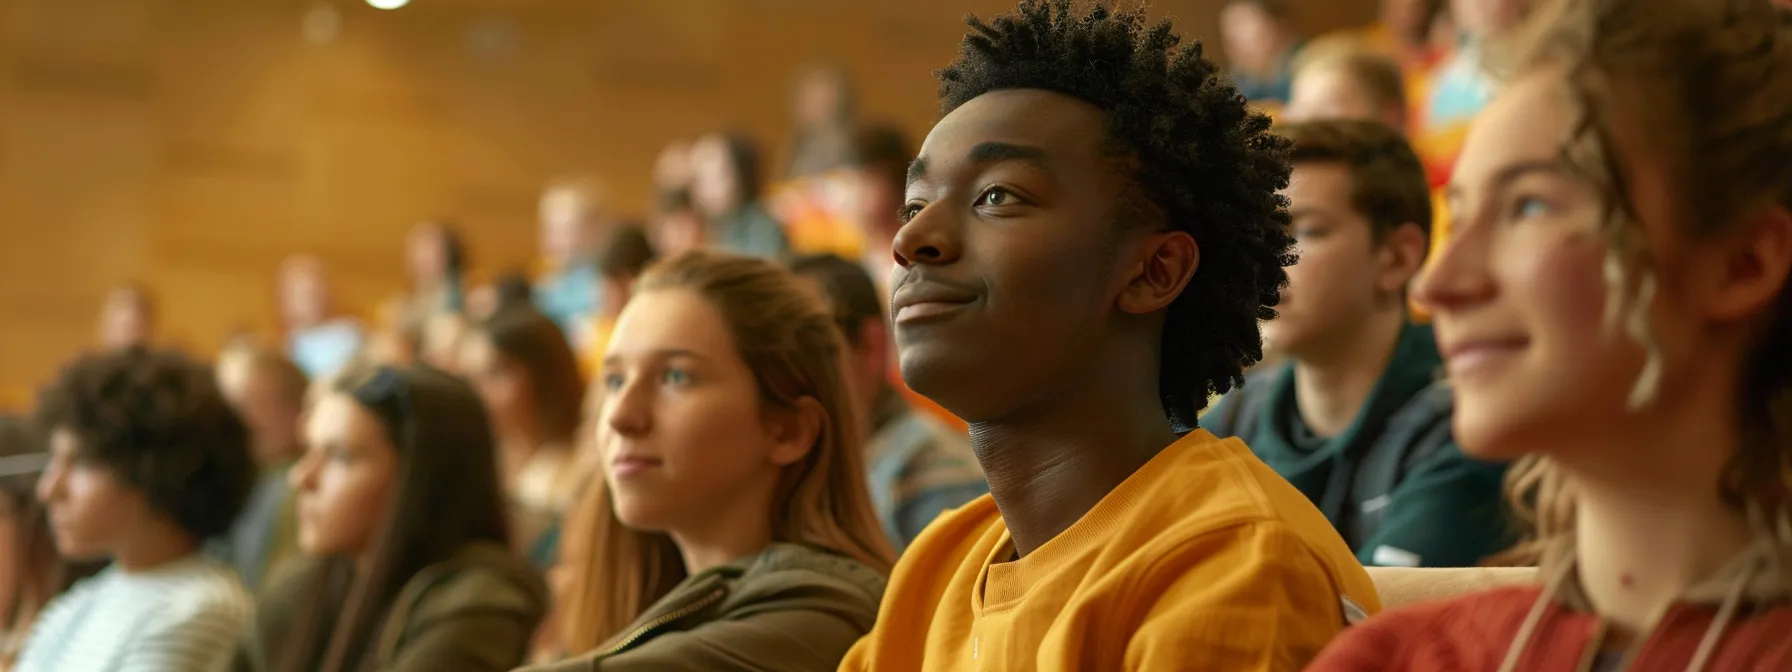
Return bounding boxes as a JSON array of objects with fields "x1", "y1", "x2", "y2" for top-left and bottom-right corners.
[
  {"x1": 18, "y1": 348, "x2": 256, "y2": 672},
  {"x1": 841, "y1": 2, "x2": 1378, "y2": 670},
  {"x1": 0, "y1": 417, "x2": 101, "y2": 668}
]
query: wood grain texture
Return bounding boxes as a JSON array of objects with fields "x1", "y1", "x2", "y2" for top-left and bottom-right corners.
[{"x1": 0, "y1": 0, "x2": 1373, "y2": 410}]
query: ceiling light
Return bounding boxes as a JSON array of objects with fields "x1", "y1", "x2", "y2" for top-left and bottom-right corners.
[{"x1": 367, "y1": 0, "x2": 409, "y2": 10}]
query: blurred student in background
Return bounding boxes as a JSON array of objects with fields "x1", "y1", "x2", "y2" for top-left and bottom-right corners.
[
  {"x1": 535, "y1": 176, "x2": 613, "y2": 345},
  {"x1": 391, "y1": 220, "x2": 468, "y2": 339},
  {"x1": 241, "y1": 366, "x2": 545, "y2": 672},
  {"x1": 789, "y1": 255, "x2": 985, "y2": 551},
  {"x1": 95, "y1": 283, "x2": 156, "y2": 352},
  {"x1": 651, "y1": 192, "x2": 706, "y2": 260},
  {"x1": 1416, "y1": 0, "x2": 1532, "y2": 179},
  {"x1": 20, "y1": 349, "x2": 255, "y2": 672},
  {"x1": 652, "y1": 140, "x2": 693, "y2": 206},
  {"x1": 784, "y1": 64, "x2": 859, "y2": 179},
  {"x1": 463, "y1": 306, "x2": 587, "y2": 555},
  {"x1": 419, "y1": 311, "x2": 472, "y2": 375},
  {"x1": 468, "y1": 270, "x2": 537, "y2": 323},
  {"x1": 841, "y1": 123, "x2": 911, "y2": 300},
  {"x1": 279, "y1": 255, "x2": 365, "y2": 380},
  {"x1": 1283, "y1": 40, "x2": 1411, "y2": 132},
  {"x1": 213, "y1": 347, "x2": 308, "y2": 592},
  {"x1": 581, "y1": 224, "x2": 659, "y2": 377},
  {"x1": 1310, "y1": 0, "x2": 1792, "y2": 668},
  {"x1": 690, "y1": 133, "x2": 790, "y2": 260},
  {"x1": 1203, "y1": 120, "x2": 1506, "y2": 568},
  {"x1": 0, "y1": 418, "x2": 99, "y2": 669},
  {"x1": 1221, "y1": 0, "x2": 1304, "y2": 105},
  {"x1": 533, "y1": 252, "x2": 889, "y2": 671}
]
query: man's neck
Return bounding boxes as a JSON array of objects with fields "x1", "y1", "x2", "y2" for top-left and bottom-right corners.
[
  {"x1": 970, "y1": 352, "x2": 1179, "y2": 558},
  {"x1": 1291, "y1": 309, "x2": 1407, "y2": 437}
]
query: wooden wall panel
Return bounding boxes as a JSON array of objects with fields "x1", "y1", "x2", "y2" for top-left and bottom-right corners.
[{"x1": 0, "y1": 0, "x2": 1375, "y2": 410}]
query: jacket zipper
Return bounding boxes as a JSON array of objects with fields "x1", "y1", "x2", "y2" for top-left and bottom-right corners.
[{"x1": 598, "y1": 587, "x2": 728, "y2": 657}]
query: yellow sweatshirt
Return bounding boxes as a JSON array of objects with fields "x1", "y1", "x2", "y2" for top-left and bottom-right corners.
[{"x1": 839, "y1": 429, "x2": 1379, "y2": 671}]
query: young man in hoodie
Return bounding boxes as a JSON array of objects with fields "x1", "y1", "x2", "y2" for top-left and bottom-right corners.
[
  {"x1": 841, "y1": 2, "x2": 1378, "y2": 670},
  {"x1": 1201, "y1": 119, "x2": 1508, "y2": 569}
]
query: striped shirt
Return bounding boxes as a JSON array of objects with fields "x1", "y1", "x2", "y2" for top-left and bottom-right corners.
[{"x1": 15, "y1": 555, "x2": 252, "y2": 672}]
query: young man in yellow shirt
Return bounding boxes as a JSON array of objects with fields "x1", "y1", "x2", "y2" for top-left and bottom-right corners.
[{"x1": 839, "y1": 2, "x2": 1380, "y2": 670}]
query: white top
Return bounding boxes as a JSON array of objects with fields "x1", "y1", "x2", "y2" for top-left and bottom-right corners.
[{"x1": 15, "y1": 555, "x2": 252, "y2": 672}]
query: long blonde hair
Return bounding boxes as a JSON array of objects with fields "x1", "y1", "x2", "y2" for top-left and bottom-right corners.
[
  {"x1": 556, "y1": 251, "x2": 895, "y2": 653},
  {"x1": 1485, "y1": 0, "x2": 1792, "y2": 565}
]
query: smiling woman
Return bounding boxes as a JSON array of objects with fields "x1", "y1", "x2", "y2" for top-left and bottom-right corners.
[
  {"x1": 1307, "y1": 0, "x2": 1792, "y2": 669},
  {"x1": 531, "y1": 251, "x2": 890, "y2": 672}
]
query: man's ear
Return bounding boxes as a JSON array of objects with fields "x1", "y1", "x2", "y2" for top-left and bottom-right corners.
[
  {"x1": 766, "y1": 396, "x2": 824, "y2": 467},
  {"x1": 1117, "y1": 231, "x2": 1200, "y2": 315},
  {"x1": 1377, "y1": 222, "x2": 1430, "y2": 296}
]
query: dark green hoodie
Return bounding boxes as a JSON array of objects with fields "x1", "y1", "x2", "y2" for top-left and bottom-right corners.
[
  {"x1": 520, "y1": 542, "x2": 885, "y2": 672},
  {"x1": 1201, "y1": 323, "x2": 1509, "y2": 568},
  {"x1": 235, "y1": 541, "x2": 547, "y2": 672}
]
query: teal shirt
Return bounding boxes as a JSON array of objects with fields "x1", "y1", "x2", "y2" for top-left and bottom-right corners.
[{"x1": 1201, "y1": 323, "x2": 1510, "y2": 568}]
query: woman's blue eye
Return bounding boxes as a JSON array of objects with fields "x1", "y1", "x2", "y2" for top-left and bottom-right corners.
[
  {"x1": 603, "y1": 373, "x2": 625, "y2": 392},
  {"x1": 662, "y1": 368, "x2": 691, "y2": 386},
  {"x1": 1514, "y1": 197, "x2": 1550, "y2": 219}
]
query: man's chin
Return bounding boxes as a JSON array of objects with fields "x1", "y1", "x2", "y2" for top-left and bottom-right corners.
[{"x1": 898, "y1": 349, "x2": 971, "y2": 411}]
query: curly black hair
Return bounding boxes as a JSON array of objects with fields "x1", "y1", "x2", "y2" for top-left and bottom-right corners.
[
  {"x1": 937, "y1": 0, "x2": 1295, "y2": 428},
  {"x1": 35, "y1": 347, "x2": 255, "y2": 542}
]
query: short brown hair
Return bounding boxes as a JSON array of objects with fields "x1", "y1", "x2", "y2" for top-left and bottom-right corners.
[
  {"x1": 1293, "y1": 39, "x2": 1409, "y2": 122},
  {"x1": 597, "y1": 224, "x2": 658, "y2": 281},
  {"x1": 246, "y1": 350, "x2": 309, "y2": 410},
  {"x1": 1280, "y1": 119, "x2": 1432, "y2": 241}
]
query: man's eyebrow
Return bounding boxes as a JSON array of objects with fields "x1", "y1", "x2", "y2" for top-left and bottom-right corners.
[
  {"x1": 967, "y1": 141, "x2": 1047, "y2": 165},
  {"x1": 907, "y1": 142, "x2": 1051, "y2": 188}
]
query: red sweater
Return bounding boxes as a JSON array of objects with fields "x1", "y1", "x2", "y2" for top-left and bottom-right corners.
[{"x1": 1308, "y1": 585, "x2": 1792, "y2": 671}]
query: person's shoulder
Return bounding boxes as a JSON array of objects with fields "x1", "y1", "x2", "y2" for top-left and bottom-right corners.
[
  {"x1": 30, "y1": 568, "x2": 111, "y2": 628},
  {"x1": 401, "y1": 541, "x2": 550, "y2": 627},
  {"x1": 1198, "y1": 367, "x2": 1280, "y2": 439},
  {"x1": 729, "y1": 544, "x2": 889, "y2": 628},
  {"x1": 1309, "y1": 585, "x2": 1542, "y2": 671},
  {"x1": 1139, "y1": 431, "x2": 1319, "y2": 530},
  {"x1": 906, "y1": 492, "x2": 1001, "y2": 546},
  {"x1": 147, "y1": 559, "x2": 253, "y2": 629}
]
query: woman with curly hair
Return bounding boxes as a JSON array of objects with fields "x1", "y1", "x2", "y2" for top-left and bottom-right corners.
[{"x1": 1309, "y1": 0, "x2": 1792, "y2": 669}]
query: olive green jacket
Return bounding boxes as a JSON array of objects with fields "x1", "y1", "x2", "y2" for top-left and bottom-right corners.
[
  {"x1": 522, "y1": 543, "x2": 886, "y2": 672},
  {"x1": 235, "y1": 541, "x2": 548, "y2": 672}
]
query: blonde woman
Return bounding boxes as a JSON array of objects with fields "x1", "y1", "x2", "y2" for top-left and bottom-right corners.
[
  {"x1": 1309, "y1": 0, "x2": 1792, "y2": 669},
  {"x1": 523, "y1": 251, "x2": 892, "y2": 672}
]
